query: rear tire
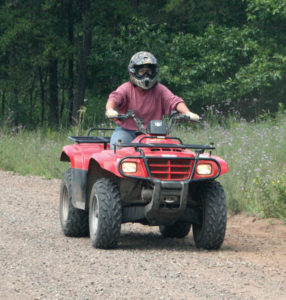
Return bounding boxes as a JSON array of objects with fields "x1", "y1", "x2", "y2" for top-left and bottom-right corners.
[
  {"x1": 59, "y1": 169, "x2": 89, "y2": 237},
  {"x1": 89, "y1": 178, "x2": 122, "y2": 249},
  {"x1": 192, "y1": 181, "x2": 227, "y2": 250},
  {"x1": 159, "y1": 222, "x2": 191, "y2": 238}
]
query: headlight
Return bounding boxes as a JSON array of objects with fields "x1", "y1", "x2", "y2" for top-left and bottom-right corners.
[
  {"x1": 121, "y1": 162, "x2": 137, "y2": 173},
  {"x1": 196, "y1": 164, "x2": 212, "y2": 175}
]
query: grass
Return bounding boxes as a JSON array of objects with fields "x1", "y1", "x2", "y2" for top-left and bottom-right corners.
[
  {"x1": 174, "y1": 113, "x2": 286, "y2": 221},
  {"x1": 0, "y1": 127, "x2": 68, "y2": 179},
  {"x1": 0, "y1": 115, "x2": 285, "y2": 221}
]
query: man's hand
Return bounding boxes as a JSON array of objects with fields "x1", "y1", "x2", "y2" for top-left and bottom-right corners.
[
  {"x1": 185, "y1": 111, "x2": 200, "y2": 122},
  {"x1": 105, "y1": 108, "x2": 118, "y2": 118}
]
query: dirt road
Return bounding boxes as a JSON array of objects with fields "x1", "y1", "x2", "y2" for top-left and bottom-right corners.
[{"x1": 0, "y1": 170, "x2": 285, "y2": 300}]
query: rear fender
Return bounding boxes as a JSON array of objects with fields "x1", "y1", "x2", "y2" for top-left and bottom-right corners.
[
  {"x1": 60, "y1": 159, "x2": 119, "y2": 211},
  {"x1": 60, "y1": 147, "x2": 122, "y2": 210},
  {"x1": 60, "y1": 145, "x2": 84, "y2": 169},
  {"x1": 60, "y1": 146, "x2": 86, "y2": 209}
]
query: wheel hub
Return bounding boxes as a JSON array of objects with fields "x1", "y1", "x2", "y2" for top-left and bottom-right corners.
[
  {"x1": 62, "y1": 186, "x2": 69, "y2": 221},
  {"x1": 90, "y1": 195, "x2": 99, "y2": 234}
]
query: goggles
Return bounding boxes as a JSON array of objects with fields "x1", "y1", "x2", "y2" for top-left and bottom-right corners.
[{"x1": 134, "y1": 64, "x2": 156, "y2": 79}]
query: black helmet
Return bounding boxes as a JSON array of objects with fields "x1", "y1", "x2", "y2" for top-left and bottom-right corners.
[{"x1": 128, "y1": 51, "x2": 158, "y2": 90}]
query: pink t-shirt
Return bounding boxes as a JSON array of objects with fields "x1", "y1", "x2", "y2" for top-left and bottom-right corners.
[{"x1": 107, "y1": 82, "x2": 184, "y2": 130}]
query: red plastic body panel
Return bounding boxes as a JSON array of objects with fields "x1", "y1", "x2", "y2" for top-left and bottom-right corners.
[{"x1": 61, "y1": 134, "x2": 228, "y2": 179}]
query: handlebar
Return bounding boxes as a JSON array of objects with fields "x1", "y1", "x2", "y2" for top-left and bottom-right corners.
[
  {"x1": 108, "y1": 110, "x2": 145, "y2": 132},
  {"x1": 107, "y1": 110, "x2": 200, "y2": 134},
  {"x1": 108, "y1": 110, "x2": 134, "y2": 121},
  {"x1": 170, "y1": 111, "x2": 201, "y2": 122}
]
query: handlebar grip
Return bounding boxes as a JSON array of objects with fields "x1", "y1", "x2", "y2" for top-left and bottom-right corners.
[
  {"x1": 108, "y1": 114, "x2": 129, "y2": 121},
  {"x1": 108, "y1": 110, "x2": 136, "y2": 121},
  {"x1": 174, "y1": 114, "x2": 201, "y2": 123},
  {"x1": 117, "y1": 114, "x2": 129, "y2": 121}
]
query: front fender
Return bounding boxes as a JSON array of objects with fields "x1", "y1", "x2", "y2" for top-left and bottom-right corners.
[
  {"x1": 90, "y1": 151, "x2": 124, "y2": 178},
  {"x1": 212, "y1": 156, "x2": 229, "y2": 175}
]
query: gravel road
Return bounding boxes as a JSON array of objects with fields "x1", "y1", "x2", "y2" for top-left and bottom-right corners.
[{"x1": 0, "y1": 170, "x2": 285, "y2": 300}]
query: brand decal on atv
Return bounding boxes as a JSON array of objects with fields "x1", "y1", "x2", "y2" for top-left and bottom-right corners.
[{"x1": 154, "y1": 121, "x2": 162, "y2": 127}]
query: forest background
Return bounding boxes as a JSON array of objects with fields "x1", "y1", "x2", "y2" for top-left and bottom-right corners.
[
  {"x1": 0, "y1": 0, "x2": 285, "y2": 220},
  {"x1": 0, "y1": 0, "x2": 285, "y2": 126}
]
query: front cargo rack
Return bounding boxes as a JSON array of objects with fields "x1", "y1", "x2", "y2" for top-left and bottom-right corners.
[
  {"x1": 117, "y1": 142, "x2": 219, "y2": 183},
  {"x1": 116, "y1": 142, "x2": 215, "y2": 154}
]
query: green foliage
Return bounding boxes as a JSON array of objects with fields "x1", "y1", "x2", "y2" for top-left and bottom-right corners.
[
  {"x1": 246, "y1": 0, "x2": 286, "y2": 20},
  {"x1": 89, "y1": 17, "x2": 168, "y2": 96},
  {"x1": 159, "y1": 23, "x2": 286, "y2": 116},
  {"x1": 253, "y1": 173, "x2": 286, "y2": 221},
  {"x1": 0, "y1": 0, "x2": 286, "y2": 127}
]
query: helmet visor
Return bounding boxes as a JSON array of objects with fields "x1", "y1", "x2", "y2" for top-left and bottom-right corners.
[{"x1": 134, "y1": 64, "x2": 157, "y2": 79}]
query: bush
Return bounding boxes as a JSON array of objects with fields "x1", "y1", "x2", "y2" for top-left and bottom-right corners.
[{"x1": 253, "y1": 173, "x2": 286, "y2": 221}]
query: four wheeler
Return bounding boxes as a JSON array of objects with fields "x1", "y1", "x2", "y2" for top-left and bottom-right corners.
[{"x1": 59, "y1": 111, "x2": 228, "y2": 249}]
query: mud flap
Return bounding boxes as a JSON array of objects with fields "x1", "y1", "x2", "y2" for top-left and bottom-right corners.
[{"x1": 71, "y1": 168, "x2": 87, "y2": 210}]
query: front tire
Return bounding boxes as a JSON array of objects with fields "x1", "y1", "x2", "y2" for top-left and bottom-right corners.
[
  {"x1": 59, "y1": 169, "x2": 89, "y2": 237},
  {"x1": 192, "y1": 181, "x2": 227, "y2": 250},
  {"x1": 89, "y1": 178, "x2": 122, "y2": 249},
  {"x1": 159, "y1": 222, "x2": 191, "y2": 238}
]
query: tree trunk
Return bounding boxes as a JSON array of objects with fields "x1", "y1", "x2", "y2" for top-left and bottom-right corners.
[
  {"x1": 48, "y1": 59, "x2": 59, "y2": 125},
  {"x1": 29, "y1": 74, "x2": 36, "y2": 124},
  {"x1": 1, "y1": 91, "x2": 5, "y2": 116},
  {"x1": 59, "y1": 60, "x2": 66, "y2": 122},
  {"x1": 38, "y1": 67, "x2": 46, "y2": 126},
  {"x1": 67, "y1": 0, "x2": 74, "y2": 125},
  {"x1": 9, "y1": 45, "x2": 19, "y2": 126},
  {"x1": 73, "y1": 0, "x2": 92, "y2": 125}
]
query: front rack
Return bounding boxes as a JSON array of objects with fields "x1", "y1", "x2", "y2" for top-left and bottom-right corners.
[
  {"x1": 118, "y1": 150, "x2": 221, "y2": 183},
  {"x1": 116, "y1": 142, "x2": 215, "y2": 154},
  {"x1": 117, "y1": 141, "x2": 219, "y2": 183}
]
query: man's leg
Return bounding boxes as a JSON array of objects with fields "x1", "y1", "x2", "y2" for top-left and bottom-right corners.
[{"x1": 110, "y1": 126, "x2": 136, "y2": 149}]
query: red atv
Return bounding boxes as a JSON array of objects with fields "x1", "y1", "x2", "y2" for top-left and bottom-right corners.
[{"x1": 59, "y1": 111, "x2": 228, "y2": 250}]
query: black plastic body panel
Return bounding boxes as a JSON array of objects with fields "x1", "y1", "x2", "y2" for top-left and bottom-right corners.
[{"x1": 71, "y1": 168, "x2": 87, "y2": 210}]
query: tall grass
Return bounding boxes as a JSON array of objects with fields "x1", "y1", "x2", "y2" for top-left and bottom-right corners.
[
  {"x1": 0, "y1": 115, "x2": 285, "y2": 221},
  {"x1": 175, "y1": 112, "x2": 286, "y2": 221},
  {"x1": 0, "y1": 126, "x2": 81, "y2": 179}
]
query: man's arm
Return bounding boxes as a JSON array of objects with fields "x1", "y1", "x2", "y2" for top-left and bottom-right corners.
[
  {"x1": 106, "y1": 99, "x2": 116, "y2": 111},
  {"x1": 176, "y1": 102, "x2": 200, "y2": 121},
  {"x1": 106, "y1": 99, "x2": 119, "y2": 118},
  {"x1": 176, "y1": 102, "x2": 190, "y2": 114},
  {"x1": 106, "y1": 82, "x2": 129, "y2": 118}
]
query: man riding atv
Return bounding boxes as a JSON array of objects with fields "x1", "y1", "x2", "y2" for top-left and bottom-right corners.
[
  {"x1": 106, "y1": 51, "x2": 200, "y2": 147},
  {"x1": 59, "y1": 51, "x2": 228, "y2": 251}
]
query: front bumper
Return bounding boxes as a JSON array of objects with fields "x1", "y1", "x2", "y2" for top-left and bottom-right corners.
[
  {"x1": 144, "y1": 180, "x2": 189, "y2": 225},
  {"x1": 122, "y1": 179, "x2": 200, "y2": 225}
]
